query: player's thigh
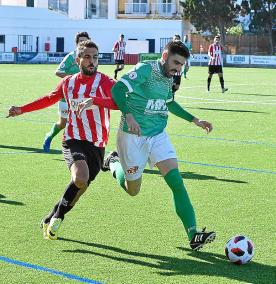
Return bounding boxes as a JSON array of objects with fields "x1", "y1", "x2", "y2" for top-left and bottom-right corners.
[
  {"x1": 117, "y1": 130, "x2": 149, "y2": 181},
  {"x1": 148, "y1": 131, "x2": 177, "y2": 172}
]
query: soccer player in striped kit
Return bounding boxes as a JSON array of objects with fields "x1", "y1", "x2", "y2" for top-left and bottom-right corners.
[
  {"x1": 207, "y1": 35, "x2": 228, "y2": 93},
  {"x1": 113, "y1": 34, "x2": 126, "y2": 79},
  {"x1": 43, "y1": 31, "x2": 90, "y2": 153},
  {"x1": 7, "y1": 40, "x2": 118, "y2": 240}
]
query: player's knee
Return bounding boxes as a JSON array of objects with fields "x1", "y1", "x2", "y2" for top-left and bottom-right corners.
[{"x1": 73, "y1": 175, "x2": 88, "y2": 190}]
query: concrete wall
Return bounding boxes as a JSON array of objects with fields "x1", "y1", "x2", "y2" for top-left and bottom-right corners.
[{"x1": 0, "y1": 6, "x2": 182, "y2": 53}]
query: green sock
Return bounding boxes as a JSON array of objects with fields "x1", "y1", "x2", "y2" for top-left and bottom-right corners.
[
  {"x1": 183, "y1": 67, "x2": 187, "y2": 78},
  {"x1": 110, "y1": 161, "x2": 126, "y2": 190},
  {"x1": 164, "y1": 168, "x2": 197, "y2": 240},
  {"x1": 47, "y1": 123, "x2": 62, "y2": 139}
]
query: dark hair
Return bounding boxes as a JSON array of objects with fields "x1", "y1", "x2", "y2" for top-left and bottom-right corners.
[
  {"x1": 77, "y1": 40, "x2": 98, "y2": 57},
  {"x1": 75, "y1": 31, "x2": 90, "y2": 44},
  {"x1": 164, "y1": 40, "x2": 190, "y2": 59},
  {"x1": 174, "y1": 34, "x2": 181, "y2": 39}
]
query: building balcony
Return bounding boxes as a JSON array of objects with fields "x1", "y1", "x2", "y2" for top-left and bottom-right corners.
[
  {"x1": 118, "y1": 2, "x2": 180, "y2": 19},
  {"x1": 151, "y1": 3, "x2": 177, "y2": 16},
  {"x1": 124, "y1": 3, "x2": 150, "y2": 16}
]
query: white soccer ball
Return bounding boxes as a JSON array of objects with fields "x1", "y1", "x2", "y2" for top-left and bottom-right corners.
[{"x1": 225, "y1": 235, "x2": 254, "y2": 265}]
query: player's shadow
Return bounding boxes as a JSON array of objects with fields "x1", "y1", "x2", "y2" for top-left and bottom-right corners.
[
  {"x1": 0, "y1": 194, "x2": 24, "y2": 206},
  {"x1": 60, "y1": 237, "x2": 275, "y2": 284},
  {"x1": 231, "y1": 92, "x2": 276, "y2": 97},
  {"x1": 0, "y1": 144, "x2": 62, "y2": 154},
  {"x1": 186, "y1": 107, "x2": 268, "y2": 114},
  {"x1": 143, "y1": 169, "x2": 247, "y2": 184}
]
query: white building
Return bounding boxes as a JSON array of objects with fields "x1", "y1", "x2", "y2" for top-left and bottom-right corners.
[{"x1": 0, "y1": 0, "x2": 184, "y2": 53}]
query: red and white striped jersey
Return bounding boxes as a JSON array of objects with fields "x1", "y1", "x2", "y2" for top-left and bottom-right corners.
[
  {"x1": 21, "y1": 72, "x2": 117, "y2": 147},
  {"x1": 113, "y1": 40, "x2": 126, "y2": 60},
  {"x1": 208, "y1": 43, "x2": 223, "y2": 66}
]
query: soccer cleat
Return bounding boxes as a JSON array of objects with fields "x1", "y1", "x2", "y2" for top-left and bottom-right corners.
[
  {"x1": 40, "y1": 220, "x2": 49, "y2": 240},
  {"x1": 222, "y1": 88, "x2": 228, "y2": 93},
  {"x1": 101, "y1": 151, "x2": 119, "y2": 172},
  {"x1": 43, "y1": 134, "x2": 52, "y2": 153},
  {"x1": 46, "y1": 217, "x2": 62, "y2": 240},
  {"x1": 189, "y1": 227, "x2": 216, "y2": 251}
]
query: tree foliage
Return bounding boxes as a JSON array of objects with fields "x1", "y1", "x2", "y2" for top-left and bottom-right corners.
[
  {"x1": 250, "y1": 0, "x2": 276, "y2": 54},
  {"x1": 179, "y1": 0, "x2": 237, "y2": 43}
]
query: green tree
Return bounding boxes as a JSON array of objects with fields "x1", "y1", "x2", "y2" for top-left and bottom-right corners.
[
  {"x1": 250, "y1": 0, "x2": 276, "y2": 54},
  {"x1": 179, "y1": 0, "x2": 237, "y2": 44}
]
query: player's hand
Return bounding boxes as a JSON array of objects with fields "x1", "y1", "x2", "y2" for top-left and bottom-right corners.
[
  {"x1": 126, "y1": 113, "x2": 141, "y2": 136},
  {"x1": 7, "y1": 106, "x2": 22, "y2": 118},
  {"x1": 76, "y1": 98, "x2": 93, "y2": 118},
  {"x1": 193, "y1": 118, "x2": 213, "y2": 134}
]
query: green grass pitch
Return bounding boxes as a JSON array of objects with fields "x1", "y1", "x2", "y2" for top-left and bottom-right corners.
[{"x1": 0, "y1": 64, "x2": 276, "y2": 284}]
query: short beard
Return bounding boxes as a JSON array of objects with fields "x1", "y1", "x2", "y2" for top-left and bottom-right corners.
[{"x1": 81, "y1": 66, "x2": 97, "y2": 76}]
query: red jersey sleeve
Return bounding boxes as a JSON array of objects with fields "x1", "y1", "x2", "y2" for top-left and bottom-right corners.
[
  {"x1": 93, "y1": 75, "x2": 118, "y2": 110},
  {"x1": 21, "y1": 79, "x2": 64, "y2": 113}
]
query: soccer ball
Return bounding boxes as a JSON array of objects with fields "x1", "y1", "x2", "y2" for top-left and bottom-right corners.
[{"x1": 225, "y1": 235, "x2": 254, "y2": 265}]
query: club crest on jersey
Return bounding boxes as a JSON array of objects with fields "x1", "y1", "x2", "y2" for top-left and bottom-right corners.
[
  {"x1": 126, "y1": 166, "x2": 139, "y2": 174},
  {"x1": 128, "y1": 71, "x2": 137, "y2": 80}
]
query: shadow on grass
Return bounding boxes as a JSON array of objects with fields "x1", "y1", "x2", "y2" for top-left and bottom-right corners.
[
  {"x1": 186, "y1": 107, "x2": 268, "y2": 114},
  {"x1": 231, "y1": 92, "x2": 276, "y2": 97},
  {"x1": 60, "y1": 237, "x2": 275, "y2": 283},
  {"x1": 143, "y1": 169, "x2": 247, "y2": 184},
  {"x1": 0, "y1": 194, "x2": 24, "y2": 206},
  {"x1": 0, "y1": 144, "x2": 62, "y2": 154}
]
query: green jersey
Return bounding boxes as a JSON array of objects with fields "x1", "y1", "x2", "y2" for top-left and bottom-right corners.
[
  {"x1": 56, "y1": 50, "x2": 79, "y2": 102},
  {"x1": 56, "y1": 50, "x2": 79, "y2": 75},
  {"x1": 119, "y1": 60, "x2": 174, "y2": 137}
]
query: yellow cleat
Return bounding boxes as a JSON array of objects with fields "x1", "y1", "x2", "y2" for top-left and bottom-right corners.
[
  {"x1": 46, "y1": 217, "x2": 62, "y2": 240},
  {"x1": 40, "y1": 220, "x2": 49, "y2": 240}
]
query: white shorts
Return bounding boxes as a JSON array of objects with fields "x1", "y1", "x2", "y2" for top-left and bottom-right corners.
[
  {"x1": 117, "y1": 130, "x2": 177, "y2": 181},
  {"x1": 58, "y1": 101, "x2": 69, "y2": 118}
]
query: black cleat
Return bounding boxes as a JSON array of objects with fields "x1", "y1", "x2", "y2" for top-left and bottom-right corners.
[
  {"x1": 101, "y1": 151, "x2": 119, "y2": 172},
  {"x1": 222, "y1": 88, "x2": 228, "y2": 93},
  {"x1": 189, "y1": 227, "x2": 216, "y2": 251}
]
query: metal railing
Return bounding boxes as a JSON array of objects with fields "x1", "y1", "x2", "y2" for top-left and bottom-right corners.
[
  {"x1": 151, "y1": 3, "x2": 176, "y2": 16},
  {"x1": 125, "y1": 3, "x2": 150, "y2": 14}
]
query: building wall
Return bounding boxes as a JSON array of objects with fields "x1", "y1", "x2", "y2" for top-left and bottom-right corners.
[{"x1": 0, "y1": 6, "x2": 182, "y2": 53}]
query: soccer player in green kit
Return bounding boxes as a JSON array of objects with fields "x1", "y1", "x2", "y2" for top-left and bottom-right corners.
[
  {"x1": 43, "y1": 31, "x2": 90, "y2": 152},
  {"x1": 79, "y1": 40, "x2": 216, "y2": 250}
]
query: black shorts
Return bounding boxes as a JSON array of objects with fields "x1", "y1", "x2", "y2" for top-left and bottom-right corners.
[
  {"x1": 208, "y1": 65, "x2": 223, "y2": 74},
  {"x1": 115, "y1": 59, "x2": 124, "y2": 65},
  {"x1": 173, "y1": 75, "x2": 181, "y2": 86},
  {"x1": 62, "y1": 139, "x2": 105, "y2": 184}
]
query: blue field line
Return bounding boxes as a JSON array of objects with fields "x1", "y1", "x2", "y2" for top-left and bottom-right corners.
[
  {"x1": 167, "y1": 133, "x2": 276, "y2": 148},
  {"x1": 178, "y1": 160, "x2": 276, "y2": 175},
  {"x1": 3, "y1": 117, "x2": 276, "y2": 148},
  {"x1": 0, "y1": 256, "x2": 102, "y2": 284}
]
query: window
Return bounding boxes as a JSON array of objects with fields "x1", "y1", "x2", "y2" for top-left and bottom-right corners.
[
  {"x1": 0, "y1": 35, "x2": 5, "y2": 44},
  {"x1": 48, "y1": 0, "x2": 68, "y2": 14},
  {"x1": 86, "y1": 0, "x2": 108, "y2": 19},
  {"x1": 26, "y1": 0, "x2": 34, "y2": 7}
]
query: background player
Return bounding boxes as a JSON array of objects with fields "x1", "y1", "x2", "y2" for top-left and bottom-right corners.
[
  {"x1": 183, "y1": 34, "x2": 194, "y2": 79},
  {"x1": 43, "y1": 31, "x2": 90, "y2": 152},
  {"x1": 112, "y1": 33, "x2": 126, "y2": 80},
  {"x1": 207, "y1": 35, "x2": 228, "y2": 94}
]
